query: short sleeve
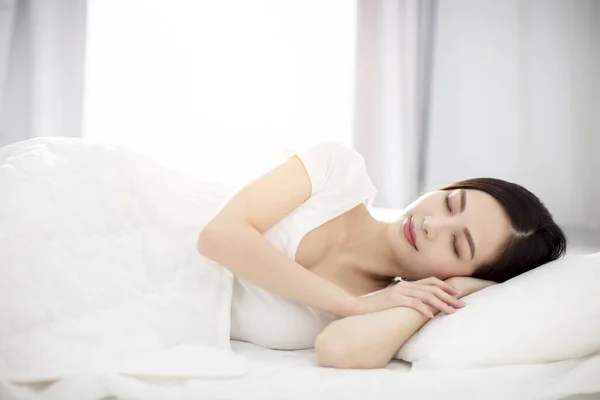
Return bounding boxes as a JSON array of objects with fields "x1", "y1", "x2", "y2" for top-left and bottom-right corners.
[{"x1": 293, "y1": 142, "x2": 377, "y2": 207}]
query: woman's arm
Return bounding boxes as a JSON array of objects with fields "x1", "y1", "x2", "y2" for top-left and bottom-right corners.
[
  {"x1": 197, "y1": 155, "x2": 359, "y2": 317},
  {"x1": 314, "y1": 277, "x2": 497, "y2": 369},
  {"x1": 314, "y1": 302, "x2": 437, "y2": 369},
  {"x1": 198, "y1": 143, "x2": 470, "y2": 319}
]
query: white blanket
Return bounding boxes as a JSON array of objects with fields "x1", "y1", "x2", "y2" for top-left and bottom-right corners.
[
  {"x1": 2, "y1": 341, "x2": 600, "y2": 400},
  {"x1": 0, "y1": 138, "x2": 248, "y2": 384}
]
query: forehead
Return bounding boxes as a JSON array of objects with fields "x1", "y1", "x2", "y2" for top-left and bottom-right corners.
[{"x1": 447, "y1": 189, "x2": 511, "y2": 264}]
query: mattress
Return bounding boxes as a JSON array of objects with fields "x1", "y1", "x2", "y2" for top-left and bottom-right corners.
[{"x1": 3, "y1": 340, "x2": 599, "y2": 400}]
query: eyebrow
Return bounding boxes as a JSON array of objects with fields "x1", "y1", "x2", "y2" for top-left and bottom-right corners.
[
  {"x1": 458, "y1": 189, "x2": 475, "y2": 259},
  {"x1": 464, "y1": 228, "x2": 476, "y2": 260}
]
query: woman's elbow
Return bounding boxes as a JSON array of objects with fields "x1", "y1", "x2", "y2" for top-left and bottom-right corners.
[
  {"x1": 314, "y1": 333, "x2": 349, "y2": 368},
  {"x1": 314, "y1": 334, "x2": 386, "y2": 369},
  {"x1": 196, "y1": 229, "x2": 214, "y2": 256},
  {"x1": 197, "y1": 225, "x2": 226, "y2": 257}
]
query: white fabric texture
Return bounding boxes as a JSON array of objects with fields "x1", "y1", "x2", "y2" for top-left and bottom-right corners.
[
  {"x1": 3, "y1": 340, "x2": 600, "y2": 400},
  {"x1": 231, "y1": 141, "x2": 379, "y2": 350},
  {"x1": 0, "y1": 137, "x2": 248, "y2": 382},
  {"x1": 396, "y1": 252, "x2": 600, "y2": 370}
]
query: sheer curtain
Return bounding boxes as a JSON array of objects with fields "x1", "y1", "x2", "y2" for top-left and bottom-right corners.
[
  {"x1": 84, "y1": 0, "x2": 356, "y2": 185},
  {"x1": 0, "y1": 0, "x2": 15, "y2": 111},
  {"x1": 425, "y1": 0, "x2": 600, "y2": 230},
  {"x1": 0, "y1": 0, "x2": 87, "y2": 148},
  {"x1": 353, "y1": 0, "x2": 437, "y2": 209},
  {"x1": 355, "y1": 0, "x2": 599, "y2": 231}
]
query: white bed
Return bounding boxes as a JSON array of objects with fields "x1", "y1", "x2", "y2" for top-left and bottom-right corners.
[
  {"x1": 2, "y1": 340, "x2": 600, "y2": 400},
  {"x1": 1, "y1": 139, "x2": 599, "y2": 400}
]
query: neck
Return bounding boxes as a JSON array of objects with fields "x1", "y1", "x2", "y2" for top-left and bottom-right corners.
[{"x1": 338, "y1": 208, "x2": 405, "y2": 281}]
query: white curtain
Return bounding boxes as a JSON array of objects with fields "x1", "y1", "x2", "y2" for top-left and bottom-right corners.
[
  {"x1": 353, "y1": 0, "x2": 436, "y2": 209},
  {"x1": 425, "y1": 0, "x2": 600, "y2": 230},
  {"x1": 355, "y1": 0, "x2": 599, "y2": 231},
  {"x1": 0, "y1": 0, "x2": 87, "y2": 148},
  {"x1": 0, "y1": 0, "x2": 15, "y2": 110}
]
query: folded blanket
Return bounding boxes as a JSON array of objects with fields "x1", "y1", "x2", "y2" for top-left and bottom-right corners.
[{"x1": 0, "y1": 138, "x2": 248, "y2": 383}]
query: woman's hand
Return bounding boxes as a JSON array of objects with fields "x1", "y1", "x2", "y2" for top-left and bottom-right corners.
[
  {"x1": 444, "y1": 276, "x2": 497, "y2": 298},
  {"x1": 353, "y1": 277, "x2": 467, "y2": 318}
]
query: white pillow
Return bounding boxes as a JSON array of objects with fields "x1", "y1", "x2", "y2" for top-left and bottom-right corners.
[{"x1": 395, "y1": 252, "x2": 600, "y2": 370}]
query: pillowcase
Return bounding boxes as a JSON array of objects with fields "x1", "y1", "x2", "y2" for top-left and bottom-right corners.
[{"x1": 395, "y1": 252, "x2": 600, "y2": 370}]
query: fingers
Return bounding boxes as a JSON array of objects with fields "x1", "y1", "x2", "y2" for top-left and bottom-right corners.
[
  {"x1": 419, "y1": 277, "x2": 461, "y2": 296},
  {"x1": 421, "y1": 286, "x2": 467, "y2": 310},
  {"x1": 398, "y1": 281, "x2": 467, "y2": 314},
  {"x1": 398, "y1": 297, "x2": 434, "y2": 319},
  {"x1": 402, "y1": 288, "x2": 457, "y2": 315}
]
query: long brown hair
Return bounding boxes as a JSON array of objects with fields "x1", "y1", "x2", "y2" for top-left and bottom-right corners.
[{"x1": 438, "y1": 178, "x2": 567, "y2": 282}]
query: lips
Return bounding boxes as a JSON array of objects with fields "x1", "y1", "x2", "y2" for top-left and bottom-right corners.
[{"x1": 403, "y1": 216, "x2": 417, "y2": 250}]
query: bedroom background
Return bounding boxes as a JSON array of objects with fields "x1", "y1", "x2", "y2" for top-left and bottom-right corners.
[{"x1": 0, "y1": 0, "x2": 598, "y2": 252}]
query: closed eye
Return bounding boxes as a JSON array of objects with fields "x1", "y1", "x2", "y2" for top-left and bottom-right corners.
[
  {"x1": 446, "y1": 194, "x2": 460, "y2": 257},
  {"x1": 452, "y1": 235, "x2": 459, "y2": 257}
]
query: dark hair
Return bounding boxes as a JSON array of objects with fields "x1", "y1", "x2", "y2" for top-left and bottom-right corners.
[{"x1": 438, "y1": 177, "x2": 567, "y2": 283}]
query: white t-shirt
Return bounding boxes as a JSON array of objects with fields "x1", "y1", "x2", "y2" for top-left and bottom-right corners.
[{"x1": 230, "y1": 142, "x2": 382, "y2": 350}]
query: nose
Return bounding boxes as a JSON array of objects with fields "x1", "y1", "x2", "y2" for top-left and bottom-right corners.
[{"x1": 422, "y1": 215, "x2": 455, "y2": 240}]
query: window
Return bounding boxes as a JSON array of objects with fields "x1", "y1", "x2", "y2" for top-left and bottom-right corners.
[{"x1": 84, "y1": 0, "x2": 356, "y2": 184}]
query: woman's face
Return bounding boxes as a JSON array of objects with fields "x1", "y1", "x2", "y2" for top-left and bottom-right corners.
[{"x1": 387, "y1": 188, "x2": 512, "y2": 280}]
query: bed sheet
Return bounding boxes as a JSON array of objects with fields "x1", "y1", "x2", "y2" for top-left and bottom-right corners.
[{"x1": 3, "y1": 340, "x2": 599, "y2": 400}]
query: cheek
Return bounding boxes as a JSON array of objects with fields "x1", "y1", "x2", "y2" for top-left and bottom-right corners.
[{"x1": 418, "y1": 253, "x2": 457, "y2": 278}]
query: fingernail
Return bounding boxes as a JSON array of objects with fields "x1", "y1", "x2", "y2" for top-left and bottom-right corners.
[
  {"x1": 448, "y1": 307, "x2": 456, "y2": 313},
  {"x1": 429, "y1": 313, "x2": 434, "y2": 319},
  {"x1": 459, "y1": 300, "x2": 467, "y2": 306}
]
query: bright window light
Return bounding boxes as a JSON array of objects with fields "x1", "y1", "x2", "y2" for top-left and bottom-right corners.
[{"x1": 84, "y1": 0, "x2": 356, "y2": 184}]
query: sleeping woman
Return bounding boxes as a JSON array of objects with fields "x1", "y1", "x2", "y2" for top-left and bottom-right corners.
[{"x1": 196, "y1": 141, "x2": 567, "y2": 369}]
